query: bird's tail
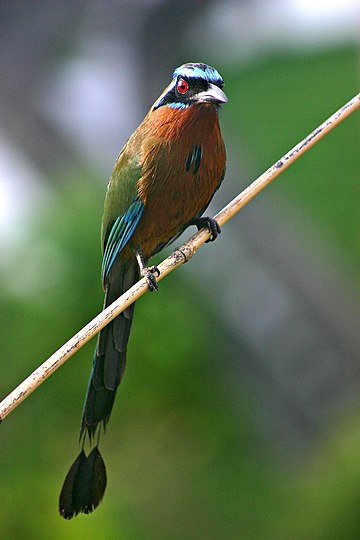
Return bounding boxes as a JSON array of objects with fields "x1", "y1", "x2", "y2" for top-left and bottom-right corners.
[{"x1": 59, "y1": 260, "x2": 138, "y2": 519}]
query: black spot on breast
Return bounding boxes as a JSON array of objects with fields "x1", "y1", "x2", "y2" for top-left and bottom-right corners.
[{"x1": 193, "y1": 145, "x2": 202, "y2": 174}]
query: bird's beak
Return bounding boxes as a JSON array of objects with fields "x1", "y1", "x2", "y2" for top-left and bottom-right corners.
[{"x1": 195, "y1": 83, "x2": 228, "y2": 105}]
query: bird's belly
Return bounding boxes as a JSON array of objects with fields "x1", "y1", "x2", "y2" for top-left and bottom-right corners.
[{"x1": 131, "y1": 171, "x2": 220, "y2": 259}]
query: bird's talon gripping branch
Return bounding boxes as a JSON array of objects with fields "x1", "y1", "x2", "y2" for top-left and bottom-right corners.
[
  {"x1": 143, "y1": 268, "x2": 159, "y2": 291},
  {"x1": 135, "y1": 249, "x2": 159, "y2": 291},
  {"x1": 149, "y1": 265, "x2": 161, "y2": 278},
  {"x1": 190, "y1": 216, "x2": 221, "y2": 243}
]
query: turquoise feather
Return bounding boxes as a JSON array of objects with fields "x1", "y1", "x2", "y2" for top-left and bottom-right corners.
[{"x1": 101, "y1": 197, "x2": 144, "y2": 284}]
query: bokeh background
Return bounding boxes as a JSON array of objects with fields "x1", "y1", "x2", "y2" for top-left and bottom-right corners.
[{"x1": 1, "y1": 0, "x2": 359, "y2": 538}]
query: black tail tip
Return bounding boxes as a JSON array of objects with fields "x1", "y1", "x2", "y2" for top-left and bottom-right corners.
[{"x1": 59, "y1": 446, "x2": 107, "y2": 519}]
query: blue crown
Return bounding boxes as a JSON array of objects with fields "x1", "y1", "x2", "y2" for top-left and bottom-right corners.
[{"x1": 173, "y1": 63, "x2": 224, "y2": 88}]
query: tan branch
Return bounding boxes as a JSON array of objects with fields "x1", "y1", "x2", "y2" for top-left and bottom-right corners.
[{"x1": 1, "y1": 92, "x2": 359, "y2": 423}]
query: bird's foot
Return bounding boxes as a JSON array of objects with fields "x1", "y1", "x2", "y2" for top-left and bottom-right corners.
[
  {"x1": 135, "y1": 249, "x2": 160, "y2": 291},
  {"x1": 149, "y1": 265, "x2": 160, "y2": 277},
  {"x1": 142, "y1": 266, "x2": 159, "y2": 291},
  {"x1": 190, "y1": 216, "x2": 221, "y2": 242}
]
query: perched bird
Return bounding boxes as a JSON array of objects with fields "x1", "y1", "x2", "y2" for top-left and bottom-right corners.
[{"x1": 59, "y1": 62, "x2": 227, "y2": 519}]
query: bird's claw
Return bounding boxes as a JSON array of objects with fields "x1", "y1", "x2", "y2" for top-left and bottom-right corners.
[
  {"x1": 190, "y1": 216, "x2": 221, "y2": 242},
  {"x1": 149, "y1": 265, "x2": 160, "y2": 277},
  {"x1": 135, "y1": 248, "x2": 160, "y2": 291},
  {"x1": 143, "y1": 267, "x2": 159, "y2": 291},
  {"x1": 205, "y1": 217, "x2": 221, "y2": 242}
]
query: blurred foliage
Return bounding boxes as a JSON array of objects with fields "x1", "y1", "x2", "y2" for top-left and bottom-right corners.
[
  {"x1": 1, "y1": 46, "x2": 360, "y2": 539},
  {"x1": 225, "y1": 46, "x2": 360, "y2": 282}
]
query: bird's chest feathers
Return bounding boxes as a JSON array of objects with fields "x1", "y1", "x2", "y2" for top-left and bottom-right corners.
[
  {"x1": 130, "y1": 105, "x2": 225, "y2": 256},
  {"x1": 137, "y1": 105, "x2": 225, "y2": 205}
]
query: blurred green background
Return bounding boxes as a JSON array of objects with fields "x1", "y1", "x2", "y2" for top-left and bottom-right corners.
[{"x1": 1, "y1": 1, "x2": 359, "y2": 539}]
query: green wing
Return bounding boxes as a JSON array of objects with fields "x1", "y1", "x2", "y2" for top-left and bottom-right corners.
[
  {"x1": 101, "y1": 197, "x2": 144, "y2": 284},
  {"x1": 101, "y1": 145, "x2": 144, "y2": 285}
]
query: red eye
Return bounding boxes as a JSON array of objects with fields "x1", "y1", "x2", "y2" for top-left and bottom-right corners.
[{"x1": 177, "y1": 78, "x2": 189, "y2": 94}]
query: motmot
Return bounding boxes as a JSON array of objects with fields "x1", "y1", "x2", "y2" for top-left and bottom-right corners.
[{"x1": 59, "y1": 62, "x2": 227, "y2": 518}]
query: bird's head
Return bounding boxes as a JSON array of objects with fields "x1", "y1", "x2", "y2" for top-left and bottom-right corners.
[{"x1": 153, "y1": 62, "x2": 227, "y2": 111}]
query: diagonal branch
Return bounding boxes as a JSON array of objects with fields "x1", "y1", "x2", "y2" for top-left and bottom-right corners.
[{"x1": 0, "y1": 92, "x2": 359, "y2": 423}]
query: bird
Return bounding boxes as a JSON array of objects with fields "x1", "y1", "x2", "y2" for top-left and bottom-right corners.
[{"x1": 59, "y1": 62, "x2": 227, "y2": 519}]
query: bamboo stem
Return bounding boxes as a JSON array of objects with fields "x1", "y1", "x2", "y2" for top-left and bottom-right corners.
[{"x1": 0, "y1": 92, "x2": 359, "y2": 423}]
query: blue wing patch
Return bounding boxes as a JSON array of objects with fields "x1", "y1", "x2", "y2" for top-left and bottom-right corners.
[{"x1": 102, "y1": 197, "x2": 144, "y2": 284}]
